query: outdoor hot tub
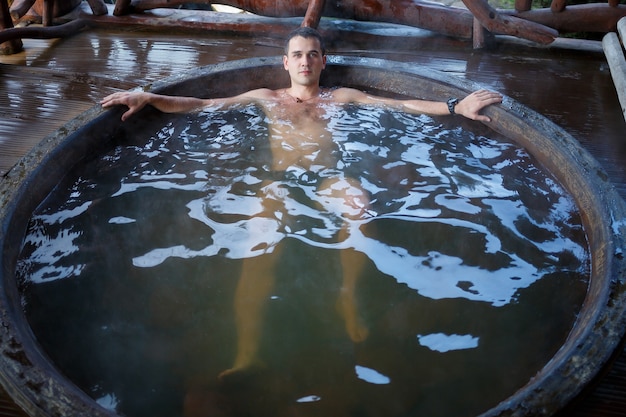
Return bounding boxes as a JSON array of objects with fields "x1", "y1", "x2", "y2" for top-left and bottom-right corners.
[{"x1": 1, "y1": 56, "x2": 625, "y2": 417}]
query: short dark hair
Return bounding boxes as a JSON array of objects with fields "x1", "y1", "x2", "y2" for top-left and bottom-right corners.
[{"x1": 284, "y1": 27, "x2": 326, "y2": 56}]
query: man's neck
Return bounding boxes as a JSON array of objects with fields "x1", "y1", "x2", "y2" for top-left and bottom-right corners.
[{"x1": 286, "y1": 85, "x2": 321, "y2": 102}]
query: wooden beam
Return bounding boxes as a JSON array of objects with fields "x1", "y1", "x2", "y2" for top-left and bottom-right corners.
[
  {"x1": 510, "y1": 3, "x2": 626, "y2": 33},
  {"x1": 127, "y1": 0, "x2": 475, "y2": 40},
  {"x1": 461, "y1": 0, "x2": 557, "y2": 44},
  {"x1": 0, "y1": 18, "x2": 91, "y2": 44},
  {"x1": 8, "y1": 0, "x2": 36, "y2": 20}
]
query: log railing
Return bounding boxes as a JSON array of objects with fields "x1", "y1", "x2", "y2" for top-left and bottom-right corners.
[{"x1": 2, "y1": 0, "x2": 626, "y2": 54}]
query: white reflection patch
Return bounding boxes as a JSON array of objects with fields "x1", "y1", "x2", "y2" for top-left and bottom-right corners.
[
  {"x1": 96, "y1": 392, "x2": 119, "y2": 412},
  {"x1": 417, "y1": 333, "x2": 479, "y2": 353},
  {"x1": 108, "y1": 216, "x2": 136, "y2": 224},
  {"x1": 355, "y1": 365, "x2": 391, "y2": 385},
  {"x1": 296, "y1": 395, "x2": 321, "y2": 403}
]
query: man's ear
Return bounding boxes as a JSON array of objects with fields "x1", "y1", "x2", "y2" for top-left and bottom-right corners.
[
  {"x1": 322, "y1": 55, "x2": 327, "y2": 69},
  {"x1": 283, "y1": 55, "x2": 289, "y2": 70}
]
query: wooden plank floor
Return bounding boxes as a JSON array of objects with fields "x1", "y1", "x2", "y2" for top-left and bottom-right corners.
[{"x1": 1, "y1": 8, "x2": 626, "y2": 417}]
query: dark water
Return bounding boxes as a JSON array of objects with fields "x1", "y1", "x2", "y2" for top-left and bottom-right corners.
[{"x1": 16, "y1": 105, "x2": 589, "y2": 417}]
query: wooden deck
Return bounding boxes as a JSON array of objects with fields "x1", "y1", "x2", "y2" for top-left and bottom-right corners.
[{"x1": 1, "y1": 7, "x2": 626, "y2": 417}]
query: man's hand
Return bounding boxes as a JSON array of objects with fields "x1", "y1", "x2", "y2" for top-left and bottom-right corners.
[
  {"x1": 100, "y1": 91, "x2": 151, "y2": 121},
  {"x1": 455, "y1": 90, "x2": 503, "y2": 122}
]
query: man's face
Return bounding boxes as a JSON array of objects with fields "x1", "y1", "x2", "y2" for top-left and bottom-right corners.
[{"x1": 283, "y1": 36, "x2": 326, "y2": 87}]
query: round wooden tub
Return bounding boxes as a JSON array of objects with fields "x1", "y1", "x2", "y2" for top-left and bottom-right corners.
[{"x1": 1, "y1": 56, "x2": 625, "y2": 417}]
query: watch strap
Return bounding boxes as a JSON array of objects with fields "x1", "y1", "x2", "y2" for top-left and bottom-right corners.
[{"x1": 447, "y1": 98, "x2": 459, "y2": 115}]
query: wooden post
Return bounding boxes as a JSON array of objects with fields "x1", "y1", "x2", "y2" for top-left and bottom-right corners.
[
  {"x1": 609, "y1": 0, "x2": 619, "y2": 7},
  {"x1": 551, "y1": 0, "x2": 567, "y2": 13},
  {"x1": 0, "y1": 0, "x2": 24, "y2": 54},
  {"x1": 472, "y1": 15, "x2": 496, "y2": 49},
  {"x1": 302, "y1": 0, "x2": 325, "y2": 28},
  {"x1": 114, "y1": 0, "x2": 132, "y2": 16},
  {"x1": 602, "y1": 17, "x2": 626, "y2": 121},
  {"x1": 473, "y1": 16, "x2": 484, "y2": 48},
  {"x1": 515, "y1": 0, "x2": 533, "y2": 12},
  {"x1": 42, "y1": 0, "x2": 54, "y2": 26}
]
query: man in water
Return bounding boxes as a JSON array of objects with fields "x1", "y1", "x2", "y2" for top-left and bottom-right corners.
[
  {"x1": 101, "y1": 27, "x2": 503, "y2": 380},
  {"x1": 101, "y1": 28, "x2": 501, "y2": 122}
]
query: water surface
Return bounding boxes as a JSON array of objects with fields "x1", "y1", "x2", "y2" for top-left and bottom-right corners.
[{"x1": 17, "y1": 104, "x2": 589, "y2": 417}]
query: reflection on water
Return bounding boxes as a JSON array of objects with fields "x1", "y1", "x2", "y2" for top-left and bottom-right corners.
[{"x1": 16, "y1": 105, "x2": 589, "y2": 417}]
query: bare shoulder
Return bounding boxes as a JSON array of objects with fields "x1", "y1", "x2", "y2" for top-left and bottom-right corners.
[
  {"x1": 212, "y1": 88, "x2": 281, "y2": 108},
  {"x1": 330, "y1": 87, "x2": 368, "y2": 103},
  {"x1": 240, "y1": 88, "x2": 281, "y2": 101}
]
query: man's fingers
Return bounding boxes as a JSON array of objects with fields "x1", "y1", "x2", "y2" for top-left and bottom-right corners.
[
  {"x1": 100, "y1": 92, "x2": 130, "y2": 107},
  {"x1": 100, "y1": 92, "x2": 142, "y2": 121},
  {"x1": 121, "y1": 109, "x2": 135, "y2": 121},
  {"x1": 101, "y1": 95, "x2": 122, "y2": 108},
  {"x1": 456, "y1": 89, "x2": 502, "y2": 122}
]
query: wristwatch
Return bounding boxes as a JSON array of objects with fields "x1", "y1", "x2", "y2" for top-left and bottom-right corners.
[{"x1": 447, "y1": 97, "x2": 459, "y2": 115}]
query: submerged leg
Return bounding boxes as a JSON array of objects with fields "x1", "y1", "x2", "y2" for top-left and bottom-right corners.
[
  {"x1": 318, "y1": 177, "x2": 371, "y2": 343},
  {"x1": 219, "y1": 249, "x2": 280, "y2": 381},
  {"x1": 337, "y1": 244, "x2": 369, "y2": 343}
]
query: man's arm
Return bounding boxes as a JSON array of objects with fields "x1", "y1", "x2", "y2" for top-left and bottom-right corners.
[
  {"x1": 100, "y1": 88, "x2": 276, "y2": 121},
  {"x1": 331, "y1": 88, "x2": 502, "y2": 122}
]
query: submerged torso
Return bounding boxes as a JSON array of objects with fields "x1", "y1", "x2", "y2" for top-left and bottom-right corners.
[{"x1": 260, "y1": 88, "x2": 339, "y2": 171}]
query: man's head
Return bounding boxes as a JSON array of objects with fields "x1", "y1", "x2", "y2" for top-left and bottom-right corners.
[
  {"x1": 283, "y1": 27, "x2": 327, "y2": 88},
  {"x1": 284, "y1": 27, "x2": 326, "y2": 56}
]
